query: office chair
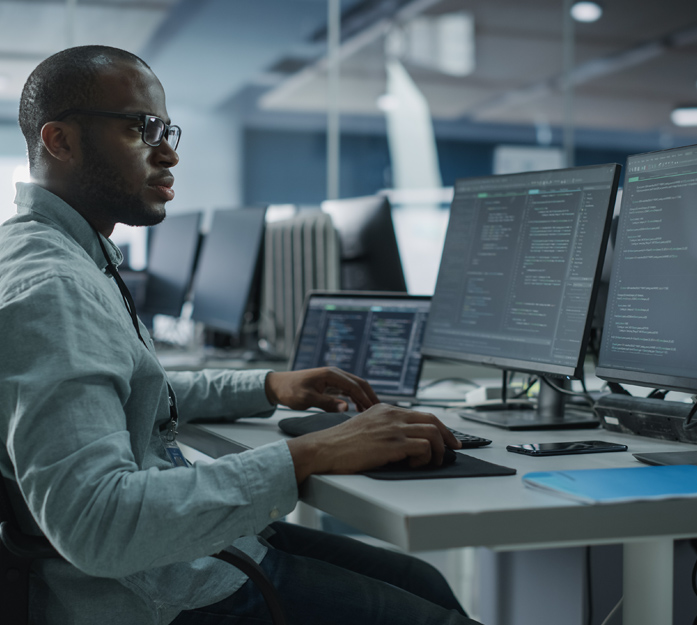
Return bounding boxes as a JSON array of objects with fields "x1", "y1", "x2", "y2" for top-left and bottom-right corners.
[{"x1": 0, "y1": 477, "x2": 287, "y2": 625}]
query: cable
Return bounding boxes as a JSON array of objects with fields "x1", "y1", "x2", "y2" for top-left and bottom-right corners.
[
  {"x1": 540, "y1": 376, "x2": 595, "y2": 408},
  {"x1": 599, "y1": 597, "x2": 623, "y2": 625},
  {"x1": 512, "y1": 376, "x2": 537, "y2": 399},
  {"x1": 683, "y1": 402, "x2": 697, "y2": 430}
]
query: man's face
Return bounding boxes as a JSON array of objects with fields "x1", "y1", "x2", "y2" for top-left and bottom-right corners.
[{"x1": 70, "y1": 62, "x2": 178, "y2": 232}]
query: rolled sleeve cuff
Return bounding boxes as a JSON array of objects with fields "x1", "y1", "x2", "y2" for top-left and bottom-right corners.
[
  {"x1": 226, "y1": 369, "x2": 276, "y2": 415},
  {"x1": 239, "y1": 439, "x2": 298, "y2": 529}
]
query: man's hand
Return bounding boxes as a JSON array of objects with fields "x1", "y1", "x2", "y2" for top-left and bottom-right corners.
[
  {"x1": 265, "y1": 367, "x2": 379, "y2": 413},
  {"x1": 286, "y1": 403, "x2": 462, "y2": 484}
]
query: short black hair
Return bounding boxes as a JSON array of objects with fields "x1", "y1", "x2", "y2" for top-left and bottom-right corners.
[{"x1": 19, "y1": 45, "x2": 151, "y2": 170}]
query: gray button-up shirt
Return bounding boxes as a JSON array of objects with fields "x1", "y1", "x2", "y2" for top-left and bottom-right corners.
[{"x1": 0, "y1": 183, "x2": 298, "y2": 624}]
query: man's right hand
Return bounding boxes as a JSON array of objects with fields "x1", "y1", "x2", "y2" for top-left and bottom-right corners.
[{"x1": 285, "y1": 404, "x2": 462, "y2": 484}]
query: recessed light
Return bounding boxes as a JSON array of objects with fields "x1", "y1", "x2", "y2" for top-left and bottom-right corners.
[
  {"x1": 571, "y1": 1, "x2": 603, "y2": 23},
  {"x1": 671, "y1": 106, "x2": 697, "y2": 127}
]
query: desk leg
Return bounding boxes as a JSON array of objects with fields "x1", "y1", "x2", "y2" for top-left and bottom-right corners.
[{"x1": 623, "y1": 538, "x2": 673, "y2": 625}]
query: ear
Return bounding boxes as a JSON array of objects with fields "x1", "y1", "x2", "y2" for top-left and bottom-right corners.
[{"x1": 40, "y1": 121, "x2": 80, "y2": 163}]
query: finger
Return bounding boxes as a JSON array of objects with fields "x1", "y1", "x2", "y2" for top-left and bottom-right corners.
[
  {"x1": 404, "y1": 410, "x2": 462, "y2": 449},
  {"x1": 403, "y1": 438, "x2": 433, "y2": 468},
  {"x1": 307, "y1": 393, "x2": 349, "y2": 413},
  {"x1": 322, "y1": 368, "x2": 377, "y2": 411},
  {"x1": 401, "y1": 423, "x2": 445, "y2": 465}
]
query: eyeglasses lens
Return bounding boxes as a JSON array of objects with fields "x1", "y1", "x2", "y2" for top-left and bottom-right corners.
[
  {"x1": 143, "y1": 116, "x2": 180, "y2": 150},
  {"x1": 166, "y1": 126, "x2": 181, "y2": 150},
  {"x1": 143, "y1": 117, "x2": 164, "y2": 146}
]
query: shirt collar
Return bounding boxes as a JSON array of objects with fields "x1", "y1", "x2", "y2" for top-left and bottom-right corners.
[{"x1": 14, "y1": 182, "x2": 124, "y2": 272}]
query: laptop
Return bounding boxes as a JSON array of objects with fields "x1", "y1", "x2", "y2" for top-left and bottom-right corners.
[{"x1": 289, "y1": 291, "x2": 431, "y2": 403}]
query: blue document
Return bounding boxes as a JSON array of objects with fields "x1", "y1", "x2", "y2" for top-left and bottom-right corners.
[{"x1": 523, "y1": 464, "x2": 697, "y2": 504}]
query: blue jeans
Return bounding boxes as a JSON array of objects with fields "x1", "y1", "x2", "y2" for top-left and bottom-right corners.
[{"x1": 171, "y1": 521, "x2": 482, "y2": 625}]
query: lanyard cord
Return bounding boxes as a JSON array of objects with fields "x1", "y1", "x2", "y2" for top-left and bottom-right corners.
[{"x1": 95, "y1": 230, "x2": 179, "y2": 440}]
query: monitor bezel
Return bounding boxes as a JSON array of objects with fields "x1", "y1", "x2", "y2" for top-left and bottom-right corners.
[
  {"x1": 321, "y1": 195, "x2": 407, "y2": 293},
  {"x1": 141, "y1": 210, "x2": 203, "y2": 318},
  {"x1": 421, "y1": 163, "x2": 622, "y2": 380},
  {"x1": 595, "y1": 144, "x2": 697, "y2": 394},
  {"x1": 190, "y1": 206, "x2": 267, "y2": 337},
  {"x1": 288, "y1": 290, "x2": 431, "y2": 402}
]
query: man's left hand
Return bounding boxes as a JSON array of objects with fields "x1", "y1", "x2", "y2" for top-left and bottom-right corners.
[{"x1": 265, "y1": 367, "x2": 379, "y2": 413}]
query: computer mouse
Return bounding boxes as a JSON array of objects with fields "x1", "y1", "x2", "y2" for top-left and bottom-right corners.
[{"x1": 442, "y1": 445, "x2": 457, "y2": 466}]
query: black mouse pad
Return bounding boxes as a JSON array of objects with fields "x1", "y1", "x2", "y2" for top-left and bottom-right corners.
[
  {"x1": 278, "y1": 414, "x2": 516, "y2": 480},
  {"x1": 363, "y1": 453, "x2": 516, "y2": 480}
]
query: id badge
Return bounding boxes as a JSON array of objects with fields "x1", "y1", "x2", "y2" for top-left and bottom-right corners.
[{"x1": 161, "y1": 436, "x2": 191, "y2": 468}]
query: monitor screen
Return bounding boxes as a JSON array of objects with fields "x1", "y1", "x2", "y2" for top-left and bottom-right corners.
[
  {"x1": 290, "y1": 292, "x2": 430, "y2": 400},
  {"x1": 422, "y1": 164, "x2": 621, "y2": 380},
  {"x1": 190, "y1": 207, "x2": 266, "y2": 336},
  {"x1": 321, "y1": 195, "x2": 407, "y2": 292},
  {"x1": 596, "y1": 145, "x2": 697, "y2": 393},
  {"x1": 142, "y1": 211, "x2": 202, "y2": 317}
]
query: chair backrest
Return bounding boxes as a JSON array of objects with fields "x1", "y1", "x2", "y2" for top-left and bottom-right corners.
[
  {"x1": 0, "y1": 476, "x2": 287, "y2": 625},
  {"x1": 1, "y1": 476, "x2": 58, "y2": 624}
]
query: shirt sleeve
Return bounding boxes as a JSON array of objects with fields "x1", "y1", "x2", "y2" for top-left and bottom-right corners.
[
  {"x1": 0, "y1": 274, "x2": 298, "y2": 579},
  {"x1": 166, "y1": 368, "x2": 277, "y2": 424}
]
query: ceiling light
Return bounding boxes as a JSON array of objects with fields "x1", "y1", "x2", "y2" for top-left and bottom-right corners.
[
  {"x1": 671, "y1": 106, "x2": 697, "y2": 127},
  {"x1": 571, "y1": 1, "x2": 603, "y2": 23}
]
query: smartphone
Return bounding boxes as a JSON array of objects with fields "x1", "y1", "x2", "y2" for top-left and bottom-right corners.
[{"x1": 506, "y1": 440, "x2": 628, "y2": 456}]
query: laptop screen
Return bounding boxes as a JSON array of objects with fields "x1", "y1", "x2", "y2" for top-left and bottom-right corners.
[{"x1": 290, "y1": 292, "x2": 431, "y2": 400}]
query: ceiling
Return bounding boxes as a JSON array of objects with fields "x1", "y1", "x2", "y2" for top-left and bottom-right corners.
[{"x1": 0, "y1": 0, "x2": 696, "y2": 141}]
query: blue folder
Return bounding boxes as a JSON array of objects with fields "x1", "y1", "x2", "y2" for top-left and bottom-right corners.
[{"x1": 523, "y1": 464, "x2": 697, "y2": 504}]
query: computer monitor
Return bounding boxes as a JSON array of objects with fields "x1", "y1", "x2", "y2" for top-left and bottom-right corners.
[
  {"x1": 421, "y1": 164, "x2": 621, "y2": 430},
  {"x1": 289, "y1": 291, "x2": 431, "y2": 402},
  {"x1": 321, "y1": 195, "x2": 407, "y2": 292},
  {"x1": 190, "y1": 206, "x2": 267, "y2": 343},
  {"x1": 141, "y1": 211, "x2": 203, "y2": 318},
  {"x1": 596, "y1": 145, "x2": 697, "y2": 394}
]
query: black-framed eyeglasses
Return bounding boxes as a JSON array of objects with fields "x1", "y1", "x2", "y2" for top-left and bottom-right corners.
[{"x1": 53, "y1": 109, "x2": 181, "y2": 150}]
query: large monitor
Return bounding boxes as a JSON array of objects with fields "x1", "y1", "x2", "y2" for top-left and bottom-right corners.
[
  {"x1": 190, "y1": 207, "x2": 266, "y2": 344},
  {"x1": 289, "y1": 291, "x2": 431, "y2": 401},
  {"x1": 141, "y1": 211, "x2": 203, "y2": 318},
  {"x1": 422, "y1": 164, "x2": 621, "y2": 429},
  {"x1": 321, "y1": 195, "x2": 407, "y2": 292},
  {"x1": 596, "y1": 145, "x2": 697, "y2": 393}
]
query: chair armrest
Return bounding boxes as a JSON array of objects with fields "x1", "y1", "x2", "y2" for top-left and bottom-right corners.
[{"x1": 0, "y1": 522, "x2": 59, "y2": 559}]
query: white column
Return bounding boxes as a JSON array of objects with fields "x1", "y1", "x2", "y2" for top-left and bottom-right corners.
[{"x1": 326, "y1": 0, "x2": 341, "y2": 200}]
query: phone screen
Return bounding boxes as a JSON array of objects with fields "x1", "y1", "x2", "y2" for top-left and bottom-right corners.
[{"x1": 506, "y1": 440, "x2": 628, "y2": 456}]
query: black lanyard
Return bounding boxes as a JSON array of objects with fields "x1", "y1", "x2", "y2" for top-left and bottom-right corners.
[{"x1": 95, "y1": 231, "x2": 179, "y2": 440}]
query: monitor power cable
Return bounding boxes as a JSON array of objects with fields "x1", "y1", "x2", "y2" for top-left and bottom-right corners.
[
  {"x1": 599, "y1": 596, "x2": 623, "y2": 625},
  {"x1": 540, "y1": 376, "x2": 595, "y2": 408}
]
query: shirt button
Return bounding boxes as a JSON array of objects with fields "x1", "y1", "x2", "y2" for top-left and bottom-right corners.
[{"x1": 269, "y1": 507, "x2": 280, "y2": 520}]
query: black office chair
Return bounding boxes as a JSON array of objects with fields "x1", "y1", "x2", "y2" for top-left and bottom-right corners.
[{"x1": 0, "y1": 477, "x2": 286, "y2": 624}]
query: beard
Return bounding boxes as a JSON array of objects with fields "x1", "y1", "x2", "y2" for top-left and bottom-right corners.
[{"x1": 72, "y1": 131, "x2": 166, "y2": 229}]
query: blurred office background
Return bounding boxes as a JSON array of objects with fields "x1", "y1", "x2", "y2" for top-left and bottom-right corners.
[
  {"x1": 1, "y1": 2, "x2": 697, "y2": 622},
  {"x1": 0, "y1": 0, "x2": 696, "y2": 293}
]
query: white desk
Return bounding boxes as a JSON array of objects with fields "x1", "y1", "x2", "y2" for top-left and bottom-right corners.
[{"x1": 180, "y1": 407, "x2": 697, "y2": 625}]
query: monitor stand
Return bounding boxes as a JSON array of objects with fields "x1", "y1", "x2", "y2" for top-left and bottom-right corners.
[{"x1": 458, "y1": 376, "x2": 599, "y2": 431}]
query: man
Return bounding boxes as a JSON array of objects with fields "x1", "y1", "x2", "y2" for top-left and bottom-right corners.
[{"x1": 0, "y1": 45, "x2": 482, "y2": 624}]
